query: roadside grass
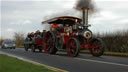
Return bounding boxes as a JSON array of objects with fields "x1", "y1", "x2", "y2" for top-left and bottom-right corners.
[
  {"x1": 16, "y1": 46, "x2": 24, "y2": 48},
  {"x1": 0, "y1": 54, "x2": 55, "y2": 72},
  {"x1": 104, "y1": 52, "x2": 128, "y2": 57}
]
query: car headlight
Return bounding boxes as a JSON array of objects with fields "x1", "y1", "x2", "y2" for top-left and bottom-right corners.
[
  {"x1": 4, "y1": 44, "x2": 8, "y2": 47},
  {"x1": 83, "y1": 31, "x2": 92, "y2": 39},
  {"x1": 13, "y1": 44, "x2": 16, "y2": 46}
]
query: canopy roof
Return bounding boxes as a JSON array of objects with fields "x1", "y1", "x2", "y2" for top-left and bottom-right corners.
[{"x1": 42, "y1": 16, "x2": 82, "y2": 25}]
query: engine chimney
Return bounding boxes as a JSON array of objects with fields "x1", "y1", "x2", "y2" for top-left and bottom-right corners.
[{"x1": 82, "y1": 8, "x2": 89, "y2": 26}]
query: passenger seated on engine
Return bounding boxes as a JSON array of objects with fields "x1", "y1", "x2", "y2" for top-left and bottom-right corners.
[
  {"x1": 27, "y1": 33, "x2": 31, "y2": 38},
  {"x1": 56, "y1": 24, "x2": 64, "y2": 32},
  {"x1": 25, "y1": 32, "x2": 31, "y2": 41},
  {"x1": 30, "y1": 32, "x2": 34, "y2": 37},
  {"x1": 30, "y1": 32, "x2": 35, "y2": 41},
  {"x1": 34, "y1": 30, "x2": 41, "y2": 38},
  {"x1": 41, "y1": 30, "x2": 46, "y2": 38}
]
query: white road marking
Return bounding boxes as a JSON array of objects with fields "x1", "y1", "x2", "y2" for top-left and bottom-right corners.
[
  {"x1": 75, "y1": 58, "x2": 128, "y2": 67},
  {"x1": 47, "y1": 53, "x2": 128, "y2": 67},
  {"x1": 43, "y1": 52, "x2": 128, "y2": 67}
]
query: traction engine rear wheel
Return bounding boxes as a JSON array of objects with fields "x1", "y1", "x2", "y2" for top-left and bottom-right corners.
[
  {"x1": 43, "y1": 31, "x2": 57, "y2": 54},
  {"x1": 89, "y1": 38, "x2": 104, "y2": 57},
  {"x1": 66, "y1": 38, "x2": 80, "y2": 57}
]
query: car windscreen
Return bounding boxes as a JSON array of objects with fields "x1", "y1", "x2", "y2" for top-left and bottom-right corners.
[{"x1": 4, "y1": 41, "x2": 14, "y2": 44}]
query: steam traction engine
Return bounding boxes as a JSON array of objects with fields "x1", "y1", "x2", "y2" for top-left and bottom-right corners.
[
  {"x1": 42, "y1": 8, "x2": 104, "y2": 57},
  {"x1": 24, "y1": 37, "x2": 43, "y2": 52}
]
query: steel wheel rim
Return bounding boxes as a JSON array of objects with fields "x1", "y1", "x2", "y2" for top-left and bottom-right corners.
[
  {"x1": 67, "y1": 39, "x2": 77, "y2": 56},
  {"x1": 90, "y1": 39, "x2": 102, "y2": 56},
  {"x1": 43, "y1": 32, "x2": 54, "y2": 53}
]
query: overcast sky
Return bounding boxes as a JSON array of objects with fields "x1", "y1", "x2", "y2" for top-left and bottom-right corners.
[{"x1": 1, "y1": 0, "x2": 128, "y2": 39}]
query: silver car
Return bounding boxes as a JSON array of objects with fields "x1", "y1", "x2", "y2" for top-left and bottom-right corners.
[{"x1": 1, "y1": 40, "x2": 16, "y2": 49}]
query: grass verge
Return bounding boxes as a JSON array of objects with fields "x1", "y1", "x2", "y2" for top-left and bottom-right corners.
[{"x1": 0, "y1": 54, "x2": 55, "y2": 72}]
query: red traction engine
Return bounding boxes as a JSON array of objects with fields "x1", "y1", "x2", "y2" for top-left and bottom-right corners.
[{"x1": 42, "y1": 8, "x2": 104, "y2": 57}]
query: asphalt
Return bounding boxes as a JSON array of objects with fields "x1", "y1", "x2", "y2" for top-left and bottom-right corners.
[{"x1": 0, "y1": 48, "x2": 128, "y2": 72}]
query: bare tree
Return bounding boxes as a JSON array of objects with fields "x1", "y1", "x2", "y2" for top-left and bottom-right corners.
[
  {"x1": 13, "y1": 32, "x2": 25, "y2": 48},
  {"x1": 0, "y1": 38, "x2": 4, "y2": 45}
]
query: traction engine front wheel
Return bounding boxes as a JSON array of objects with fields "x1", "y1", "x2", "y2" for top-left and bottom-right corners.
[{"x1": 89, "y1": 38, "x2": 104, "y2": 57}]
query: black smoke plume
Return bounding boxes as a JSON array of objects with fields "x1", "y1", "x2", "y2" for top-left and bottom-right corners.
[{"x1": 75, "y1": 0, "x2": 96, "y2": 15}]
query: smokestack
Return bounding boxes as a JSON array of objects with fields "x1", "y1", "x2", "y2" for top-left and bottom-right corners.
[
  {"x1": 75, "y1": 0, "x2": 97, "y2": 26},
  {"x1": 82, "y1": 8, "x2": 88, "y2": 26}
]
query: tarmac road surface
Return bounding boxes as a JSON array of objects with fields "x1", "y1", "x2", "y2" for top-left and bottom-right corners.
[{"x1": 0, "y1": 48, "x2": 128, "y2": 72}]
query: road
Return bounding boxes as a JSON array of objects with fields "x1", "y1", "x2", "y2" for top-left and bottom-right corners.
[{"x1": 0, "y1": 48, "x2": 128, "y2": 72}]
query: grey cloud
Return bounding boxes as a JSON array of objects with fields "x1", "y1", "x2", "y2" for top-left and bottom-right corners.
[{"x1": 1, "y1": 0, "x2": 128, "y2": 39}]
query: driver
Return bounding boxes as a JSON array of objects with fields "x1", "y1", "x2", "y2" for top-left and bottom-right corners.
[
  {"x1": 24, "y1": 32, "x2": 31, "y2": 42},
  {"x1": 41, "y1": 30, "x2": 46, "y2": 38},
  {"x1": 30, "y1": 32, "x2": 35, "y2": 41},
  {"x1": 27, "y1": 33, "x2": 31, "y2": 41},
  {"x1": 34, "y1": 30, "x2": 41, "y2": 38}
]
